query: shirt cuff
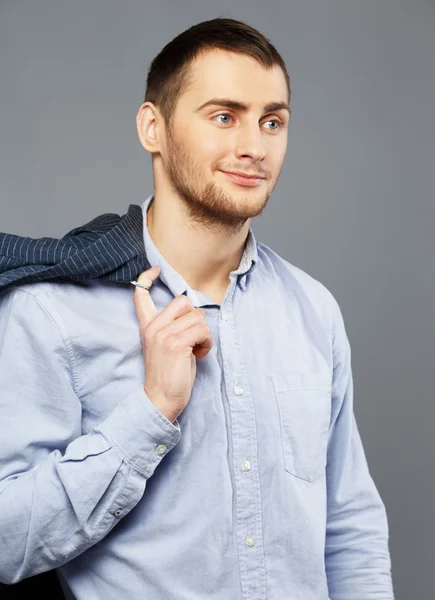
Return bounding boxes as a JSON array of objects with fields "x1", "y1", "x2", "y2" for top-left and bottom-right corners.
[{"x1": 97, "y1": 385, "x2": 181, "y2": 478}]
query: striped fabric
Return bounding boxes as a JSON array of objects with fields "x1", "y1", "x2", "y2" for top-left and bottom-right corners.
[{"x1": 0, "y1": 204, "x2": 151, "y2": 291}]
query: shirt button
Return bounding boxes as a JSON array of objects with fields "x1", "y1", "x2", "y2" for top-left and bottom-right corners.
[
  {"x1": 245, "y1": 535, "x2": 256, "y2": 547},
  {"x1": 234, "y1": 383, "x2": 244, "y2": 396},
  {"x1": 221, "y1": 310, "x2": 228, "y2": 321},
  {"x1": 156, "y1": 444, "x2": 167, "y2": 455},
  {"x1": 241, "y1": 460, "x2": 251, "y2": 472},
  {"x1": 114, "y1": 508, "x2": 123, "y2": 517}
]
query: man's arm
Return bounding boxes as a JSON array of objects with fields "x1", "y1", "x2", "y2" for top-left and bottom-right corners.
[
  {"x1": 325, "y1": 296, "x2": 395, "y2": 599},
  {"x1": 0, "y1": 288, "x2": 180, "y2": 584}
]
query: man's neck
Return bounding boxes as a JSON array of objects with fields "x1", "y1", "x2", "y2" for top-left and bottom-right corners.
[{"x1": 146, "y1": 192, "x2": 250, "y2": 298}]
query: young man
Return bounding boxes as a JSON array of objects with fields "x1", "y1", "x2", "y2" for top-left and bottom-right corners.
[{"x1": 0, "y1": 17, "x2": 394, "y2": 600}]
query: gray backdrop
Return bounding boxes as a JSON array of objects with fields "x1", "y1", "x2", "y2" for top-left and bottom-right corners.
[{"x1": 1, "y1": 1, "x2": 434, "y2": 598}]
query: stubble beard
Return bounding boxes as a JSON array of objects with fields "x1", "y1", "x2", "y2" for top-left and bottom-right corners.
[{"x1": 165, "y1": 128, "x2": 273, "y2": 235}]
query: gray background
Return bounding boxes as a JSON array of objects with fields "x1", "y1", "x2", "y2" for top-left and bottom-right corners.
[{"x1": 1, "y1": 1, "x2": 434, "y2": 598}]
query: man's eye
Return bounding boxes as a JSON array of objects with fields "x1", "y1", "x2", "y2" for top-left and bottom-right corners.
[
  {"x1": 214, "y1": 114, "x2": 283, "y2": 131},
  {"x1": 215, "y1": 113, "x2": 232, "y2": 124},
  {"x1": 265, "y1": 120, "x2": 282, "y2": 131}
]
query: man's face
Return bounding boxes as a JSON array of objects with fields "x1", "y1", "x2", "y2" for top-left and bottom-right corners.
[{"x1": 158, "y1": 50, "x2": 290, "y2": 232}]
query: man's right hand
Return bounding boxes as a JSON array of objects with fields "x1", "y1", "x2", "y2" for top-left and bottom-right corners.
[{"x1": 133, "y1": 266, "x2": 213, "y2": 423}]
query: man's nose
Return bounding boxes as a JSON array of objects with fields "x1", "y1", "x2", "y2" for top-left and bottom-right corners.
[{"x1": 234, "y1": 126, "x2": 266, "y2": 162}]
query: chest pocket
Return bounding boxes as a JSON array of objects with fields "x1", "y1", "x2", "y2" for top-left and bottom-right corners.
[{"x1": 272, "y1": 372, "x2": 331, "y2": 483}]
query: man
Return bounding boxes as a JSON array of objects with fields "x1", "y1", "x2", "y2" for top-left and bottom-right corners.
[{"x1": 0, "y1": 17, "x2": 394, "y2": 599}]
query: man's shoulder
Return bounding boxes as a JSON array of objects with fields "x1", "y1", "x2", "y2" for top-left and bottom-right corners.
[
  {"x1": 0, "y1": 280, "x2": 82, "y2": 302},
  {"x1": 256, "y1": 240, "x2": 338, "y2": 311},
  {"x1": 0, "y1": 280, "x2": 118, "y2": 322},
  {"x1": 0, "y1": 282, "x2": 46, "y2": 308}
]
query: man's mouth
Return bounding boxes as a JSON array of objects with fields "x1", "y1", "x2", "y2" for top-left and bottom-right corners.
[{"x1": 220, "y1": 170, "x2": 265, "y2": 187}]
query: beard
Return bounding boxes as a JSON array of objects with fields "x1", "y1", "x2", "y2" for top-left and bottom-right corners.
[{"x1": 164, "y1": 126, "x2": 274, "y2": 235}]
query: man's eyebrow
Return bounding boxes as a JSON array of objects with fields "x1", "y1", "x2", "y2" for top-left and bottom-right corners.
[{"x1": 195, "y1": 98, "x2": 290, "y2": 114}]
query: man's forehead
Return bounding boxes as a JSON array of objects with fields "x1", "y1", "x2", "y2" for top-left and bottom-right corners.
[
  {"x1": 190, "y1": 49, "x2": 284, "y2": 78},
  {"x1": 184, "y1": 51, "x2": 289, "y2": 105}
]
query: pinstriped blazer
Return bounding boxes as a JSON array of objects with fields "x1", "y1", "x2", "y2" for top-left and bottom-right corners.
[{"x1": 0, "y1": 204, "x2": 151, "y2": 292}]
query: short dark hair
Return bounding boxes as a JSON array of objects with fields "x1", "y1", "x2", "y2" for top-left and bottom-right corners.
[{"x1": 144, "y1": 17, "x2": 291, "y2": 125}]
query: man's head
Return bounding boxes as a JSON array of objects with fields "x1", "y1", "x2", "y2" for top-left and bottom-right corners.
[{"x1": 137, "y1": 18, "x2": 291, "y2": 233}]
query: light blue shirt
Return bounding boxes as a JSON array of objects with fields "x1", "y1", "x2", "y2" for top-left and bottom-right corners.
[{"x1": 0, "y1": 194, "x2": 394, "y2": 599}]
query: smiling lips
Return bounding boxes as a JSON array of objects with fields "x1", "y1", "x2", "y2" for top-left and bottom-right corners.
[{"x1": 221, "y1": 170, "x2": 265, "y2": 187}]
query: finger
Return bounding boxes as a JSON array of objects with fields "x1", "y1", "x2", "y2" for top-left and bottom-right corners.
[
  {"x1": 162, "y1": 307, "x2": 207, "y2": 338},
  {"x1": 176, "y1": 324, "x2": 214, "y2": 358},
  {"x1": 192, "y1": 339, "x2": 213, "y2": 359},
  {"x1": 148, "y1": 295, "x2": 197, "y2": 335},
  {"x1": 133, "y1": 267, "x2": 160, "y2": 328}
]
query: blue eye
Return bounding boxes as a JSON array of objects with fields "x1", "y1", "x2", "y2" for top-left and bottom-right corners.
[
  {"x1": 215, "y1": 114, "x2": 232, "y2": 124},
  {"x1": 214, "y1": 113, "x2": 282, "y2": 131},
  {"x1": 266, "y1": 121, "x2": 280, "y2": 130}
]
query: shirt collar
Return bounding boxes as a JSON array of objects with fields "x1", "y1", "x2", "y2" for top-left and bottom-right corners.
[{"x1": 140, "y1": 194, "x2": 258, "y2": 299}]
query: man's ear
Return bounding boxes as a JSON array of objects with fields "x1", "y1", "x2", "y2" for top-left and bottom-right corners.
[{"x1": 136, "y1": 102, "x2": 162, "y2": 154}]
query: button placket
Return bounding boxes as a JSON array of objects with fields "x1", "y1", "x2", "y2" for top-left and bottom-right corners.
[{"x1": 218, "y1": 279, "x2": 266, "y2": 597}]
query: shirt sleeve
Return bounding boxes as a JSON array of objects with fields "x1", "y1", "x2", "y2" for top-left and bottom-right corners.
[
  {"x1": 0, "y1": 288, "x2": 181, "y2": 584},
  {"x1": 325, "y1": 296, "x2": 395, "y2": 599}
]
